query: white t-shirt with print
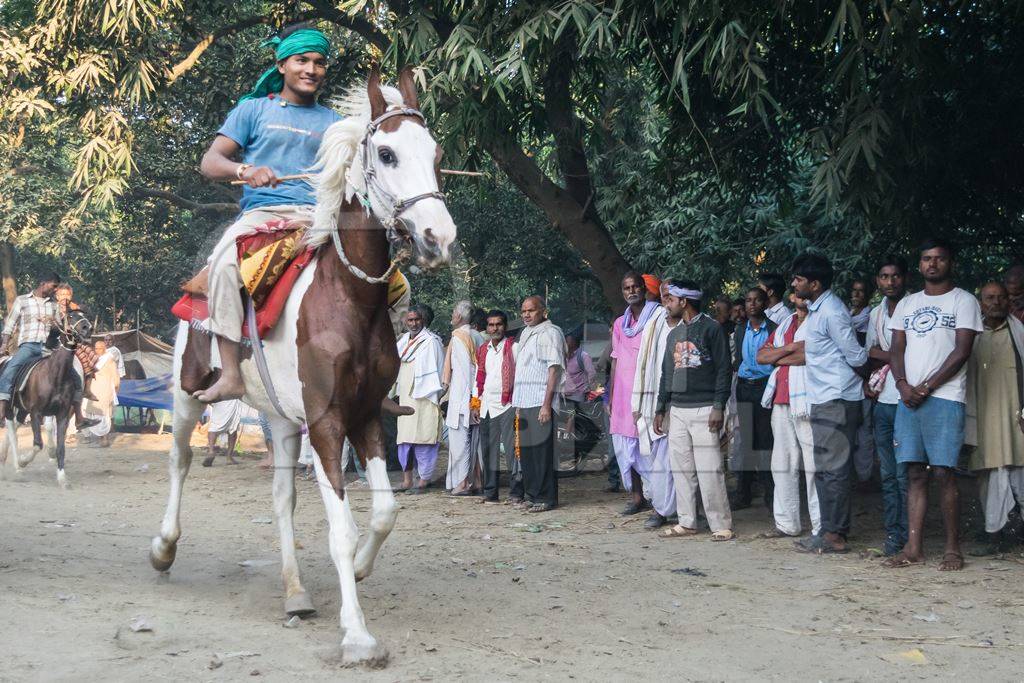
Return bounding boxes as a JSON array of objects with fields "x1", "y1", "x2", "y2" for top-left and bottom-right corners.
[{"x1": 888, "y1": 287, "x2": 983, "y2": 404}]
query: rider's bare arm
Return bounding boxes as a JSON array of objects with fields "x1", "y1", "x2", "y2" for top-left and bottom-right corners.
[{"x1": 200, "y1": 135, "x2": 279, "y2": 188}]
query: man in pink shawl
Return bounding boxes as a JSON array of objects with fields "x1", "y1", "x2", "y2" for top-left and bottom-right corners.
[{"x1": 609, "y1": 271, "x2": 661, "y2": 515}]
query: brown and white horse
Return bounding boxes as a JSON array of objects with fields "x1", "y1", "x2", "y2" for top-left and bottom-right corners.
[{"x1": 149, "y1": 68, "x2": 455, "y2": 666}]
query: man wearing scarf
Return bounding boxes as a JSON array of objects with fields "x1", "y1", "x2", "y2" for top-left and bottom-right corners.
[
  {"x1": 195, "y1": 23, "x2": 342, "y2": 404},
  {"x1": 631, "y1": 278, "x2": 679, "y2": 529},
  {"x1": 395, "y1": 305, "x2": 445, "y2": 494},
  {"x1": 443, "y1": 300, "x2": 484, "y2": 495},
  {"x1": 609, "y1": 272, "x2": 661, "y2": 517}
]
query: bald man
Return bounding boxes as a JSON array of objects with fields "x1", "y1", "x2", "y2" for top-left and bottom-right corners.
[{"x1": 511, "y1": 296, "x2": 566, "y2": 512}]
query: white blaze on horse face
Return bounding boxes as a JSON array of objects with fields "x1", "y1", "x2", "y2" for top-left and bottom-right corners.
[{"x1": 370, "y1": 121, "x2": 455, "y2": 269}]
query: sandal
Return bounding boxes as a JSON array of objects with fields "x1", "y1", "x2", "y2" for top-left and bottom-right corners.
[
  {"x1": 711, "y1": 530, "x2": 735, "y2": 542},
  {"x1": 938, "y1": 551, "x2": 964, "y2": 571},
  {"x1": 882, "y1": 552, "x2": 925, "y2": 568},
  {"x1": 659, "y1": 525, "x2": 700, "y2": 539},
  {"x1": 758, "y1": 528, "x2": 791, "y2": 539}
]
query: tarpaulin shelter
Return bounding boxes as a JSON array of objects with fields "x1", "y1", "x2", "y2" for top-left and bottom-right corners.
[{"x1": 91, "y1": 328, "x2": 173, "y2": 379}]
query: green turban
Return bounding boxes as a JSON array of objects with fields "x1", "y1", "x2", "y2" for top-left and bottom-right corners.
[{"x1": 238, "y1": 28, "x2": 332, "y2": 103}]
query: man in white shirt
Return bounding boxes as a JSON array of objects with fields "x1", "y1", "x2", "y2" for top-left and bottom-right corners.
[
  {"x1": 511, "y1": 296, "x2": 565, "y2": 513},
  {"x1": 886, "y1": 238, "x2": 982, "y2": 571},
  {"x1": 864, "y1": 256, "x2": 910, "y2": 557},
  {"x1": 443, "y1": 300, "x2": 484, "y2": 495},
  {"x1": 476, "y1": 310, "x2": 519, "y2": 504}
]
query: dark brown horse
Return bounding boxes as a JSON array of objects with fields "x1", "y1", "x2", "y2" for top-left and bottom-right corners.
[
  {"x1": 0, "y1": 310, "x2": 93, "y2": 488},
  {"x1": 149, "y1": 67, "x2": 455, "y2": 666}
]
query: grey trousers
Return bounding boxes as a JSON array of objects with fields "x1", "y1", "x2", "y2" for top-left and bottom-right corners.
[{"x1": 810, "y1": 399, "x2": 862, "y2": 538}]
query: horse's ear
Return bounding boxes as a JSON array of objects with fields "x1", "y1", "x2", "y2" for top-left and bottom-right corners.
[
  {"x1": 368, "y1": 63, "x2": 387, "y2": 119},
  {"x1": 398, "y1": 65, "x2": 419, "y2": 110}
]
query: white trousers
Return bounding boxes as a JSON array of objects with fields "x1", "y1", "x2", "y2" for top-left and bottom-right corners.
[
  {"x1": 667, "y1": 406, "x2": 732, "y2": 532},
  {"x1": 207, "y1": 205, "x2": 313, "y2": 342},
  {"x1": 770, "y1": 405, "x2": 821, "y2": 536}
]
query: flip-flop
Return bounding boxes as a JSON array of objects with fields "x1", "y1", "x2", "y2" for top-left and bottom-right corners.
[
  {"x1": 882, "y1": 553, "x2": 924, "y2": 568},
  {"x1": 659, "y1": 525, "x2": 700, "y2": 539},
  {"x1": 711, "y1": 530, "x2": 736, "y2": 542},
  {"x1": 938, "y1": 551, "x2": 964, "y2": 571}
]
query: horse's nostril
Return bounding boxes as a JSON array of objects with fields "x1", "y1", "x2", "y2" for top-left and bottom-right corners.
[{"x1": 423, "y1": 228, "x2": 437, "y2": 246}]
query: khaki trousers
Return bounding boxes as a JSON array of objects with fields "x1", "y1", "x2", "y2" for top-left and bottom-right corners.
[
  {"x1": 668, "y1": 405, "x2": 732, "y2": 532},
  {"x1": 207, "y1": 205, "x2": 313, "y2": 342}
]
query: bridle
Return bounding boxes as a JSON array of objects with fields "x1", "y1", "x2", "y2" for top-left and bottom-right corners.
[
  {"x1": 331, "y1": 106, "x2": 446, "y2": 285},
  {"x1": 54, "y1": 310, "x2": 91, "y2": 350}
]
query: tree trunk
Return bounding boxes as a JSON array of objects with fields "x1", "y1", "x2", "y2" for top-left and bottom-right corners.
[
  {"x1": 0, "y1": 242, "x2": 15, "y2": 311},
  {"x1": 485, "y1": 133, "x2": 631, "y2": 311}
]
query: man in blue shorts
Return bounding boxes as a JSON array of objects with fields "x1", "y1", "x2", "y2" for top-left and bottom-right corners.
[
  {"x1": 885, "y1": 238, "x2": 982, "y2": 571},
  {"x1": 195, "y1": 23, "x2": 342, "y2": 403}
]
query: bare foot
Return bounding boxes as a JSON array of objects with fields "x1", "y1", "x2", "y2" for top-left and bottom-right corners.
[
  {"x1": 938, "y1": 551, "x2": 964, "y2": 571},
  {"x1": 193, "y1": 376, "x2": 245, "y2": 403},
  {"x1": 882, "y1": 551, "x2": 925, "y2": 568}
]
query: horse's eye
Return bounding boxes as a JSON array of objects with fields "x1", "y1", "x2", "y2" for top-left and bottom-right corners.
[{"x1": 378, "y1": 148, "x2": 396, "y2": 166}]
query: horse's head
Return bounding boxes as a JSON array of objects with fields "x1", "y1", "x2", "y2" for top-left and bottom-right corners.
[
  {"x1": 360, "y1": 66, "x2": 456, "y2": 271},
  {"x1": 57, "y1": 309, "x2": 93, "y2": 348}
]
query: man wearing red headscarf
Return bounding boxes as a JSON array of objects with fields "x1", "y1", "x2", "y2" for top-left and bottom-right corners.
[{"x1": 642, "y1": 274, "x2": 662, "y2": 302}]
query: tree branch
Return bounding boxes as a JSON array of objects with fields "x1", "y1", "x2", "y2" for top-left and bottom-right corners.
[{"x1": 131, "y1": 187, "x2": 238, "y2": 215}]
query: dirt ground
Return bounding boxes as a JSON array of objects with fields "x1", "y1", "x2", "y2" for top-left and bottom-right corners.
[{"x1": 2, "y1": 431, "x2": 1023, "y2": 681}]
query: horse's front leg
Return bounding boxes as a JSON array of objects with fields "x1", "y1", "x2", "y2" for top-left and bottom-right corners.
[
  {"x1": 54, "y1": 412, "x2": 70, "y2": 489},
  {"x1": 150, "y1": 387, "x2": 206, "y2": 571},
  {"x1": 0, "y1": 418, "x2": 17, "y2": 471},
  {"x1": 307, "y1": 415, "x2": 388, "y2": 667},
  {"x1": 350, "y1": 418, "x2": 397, "y2": 582},
  {"x1": 267, "y1": 416, "x2": 315, "y2": 617},
  {"x1": 17, "y1": 414, "x2": 44, "y2": 469}
]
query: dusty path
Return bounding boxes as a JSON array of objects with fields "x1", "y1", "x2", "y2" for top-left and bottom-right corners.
[{"x1": 1, "y1": 432, "x2": 1022, "y2": 681}]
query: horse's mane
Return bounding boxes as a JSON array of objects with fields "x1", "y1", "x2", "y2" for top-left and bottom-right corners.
[{"x1": 305, "y1": 82, "x2": 408, "y2": 248}]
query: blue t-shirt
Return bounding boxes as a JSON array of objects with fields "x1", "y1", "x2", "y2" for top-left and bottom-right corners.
[
  {"x1": 217, "y1": 95, "x2": 342, "y2": 211},
  {"x1": 737, "y1": 320, "x2": 773, "y2": 380}
]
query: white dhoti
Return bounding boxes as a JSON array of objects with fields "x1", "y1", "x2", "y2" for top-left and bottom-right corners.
[
  {"x1": 207, "y1": 205, "x2": 313, "y2": 342},
  {"x1": 612, "y1": 435, "x2": 649, "y2": 492},
  {"x1": 978, "y1": 466, "x2": 1024, "y2": 533},
  {"x1": 770, "y1": 404, "x2": 821, "y2": 536},
  {"x1": 641, "y1": 437, "x2": 676, "y2": 517},
  {"x1": 83, "y1": 358, "x2": 120, "y2": 438},
  {"x1": 208, "y1": 398, "x2": 242, "y2": 435},
  {"x1": 446, "y1": 424, "x2": 476, "y2": 490}
]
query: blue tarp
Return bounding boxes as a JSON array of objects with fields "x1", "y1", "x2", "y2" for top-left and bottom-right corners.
[{"x1": 117, "y1": 374, "x2": 174, "y2": 411}]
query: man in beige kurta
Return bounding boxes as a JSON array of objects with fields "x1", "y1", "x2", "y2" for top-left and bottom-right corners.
[
  {"x1": 967, "y1": 282, "x2": 1024, "y2": 536},
  {"x1": 395, "y1": 305, "x2": 444, "y2": 493}
]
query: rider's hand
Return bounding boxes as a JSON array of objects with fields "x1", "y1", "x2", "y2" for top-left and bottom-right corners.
[{"x1": 241, "y1": 165, "x2": 279, "y2": 188}]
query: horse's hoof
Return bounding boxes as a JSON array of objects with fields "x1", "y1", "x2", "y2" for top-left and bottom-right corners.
[
  {"x1": 353, "y1": 563, "x2": 373, "y2": 583},
  {"x1": 149, "y1": 537, "x2": 177, "y2": 571},
  {"x1": 341, "y1": 636, "x2": 388, "y2": 668},
  {"x1": 56, "y1": 471, "x2": 69, "y2": 490},
  {"x1": 284, "y1": 591, "x2": 316, "y2": 618}
]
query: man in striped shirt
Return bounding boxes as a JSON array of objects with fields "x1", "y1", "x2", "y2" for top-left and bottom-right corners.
[
  {"x1": 0, "y1": 272, "x2": 61, "y2": 418},
  {"x1": 512, "y1": 296, "x2": 566, "y2": 513}
]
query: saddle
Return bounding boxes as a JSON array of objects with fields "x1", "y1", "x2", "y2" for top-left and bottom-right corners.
[{"x1": 172, "y1": 218, "x2": 316, "y2": 337}]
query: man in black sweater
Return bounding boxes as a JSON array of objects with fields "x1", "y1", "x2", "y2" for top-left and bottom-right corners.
[{"x1": 653, "y1": 280, "x2": 735, "y2": 540}]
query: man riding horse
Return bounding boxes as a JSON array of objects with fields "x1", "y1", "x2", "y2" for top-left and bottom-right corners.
[
  {"x1": 0, "y1": 272, "x2": 99, "y2": 430},
  {"x1": 195, "y1": 23, "x2": 341, "y2": 404}
]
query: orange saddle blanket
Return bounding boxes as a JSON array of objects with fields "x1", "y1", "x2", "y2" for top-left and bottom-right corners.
[{"x1": 171, "y1": 219, "x2": 316, "y2": 337}]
